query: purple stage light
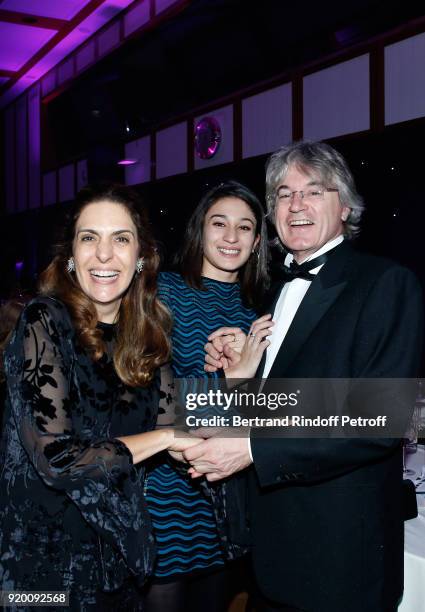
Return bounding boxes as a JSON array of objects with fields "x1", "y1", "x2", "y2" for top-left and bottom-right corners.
[
  {"x1": 117, "y1": 159, "x2": 138, "y2": 166},
  {"x1": 15, "y1": 261, "x2": 24, "y2": 272}
]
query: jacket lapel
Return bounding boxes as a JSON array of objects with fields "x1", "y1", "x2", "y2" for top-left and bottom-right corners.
[{"x1": 265, "y1": 241, "x2": 352, "y2": 378}]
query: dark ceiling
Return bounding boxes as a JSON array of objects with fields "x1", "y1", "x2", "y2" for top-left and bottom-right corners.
[{"x1": 47, "y1": 0, "x2": 425, "y2": 165}]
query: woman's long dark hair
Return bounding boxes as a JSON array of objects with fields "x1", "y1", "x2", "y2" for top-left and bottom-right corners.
[
  {"x1": 176, "y1": 180, "x2": 269, "y2": 309},
  {"x1": 38, "y1": 183, "x2": 171, "y2": 387}
]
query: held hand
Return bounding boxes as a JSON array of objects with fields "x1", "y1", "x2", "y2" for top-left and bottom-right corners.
[
  {"x1": 225, "y1": 314, "x2": 274, "y2": 379},
  {"x1": 167, "y1": 432, "x2": 204, "y2": 463},
  {"x1": 204, "y1": 327, "x2": 246, "y2": 373},
  {"x1": 207, "y1": 327, "x2": 247, "y2": 353},
  {"x1": 183, "y1": 434, "x2": 252, "y2": 482}
]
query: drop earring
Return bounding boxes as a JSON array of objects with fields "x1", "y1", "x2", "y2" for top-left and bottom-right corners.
[
  {"x1": 67, "y1": 257, "x2": 75, "y2": 273},
  {"x1": 136, "y1": 257, "x2": 145, "y2": 274}
]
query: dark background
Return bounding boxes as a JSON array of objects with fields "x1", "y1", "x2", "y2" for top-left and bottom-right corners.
[{"x1": 2, "y1": 0, "x2": 425, "y2": 307}]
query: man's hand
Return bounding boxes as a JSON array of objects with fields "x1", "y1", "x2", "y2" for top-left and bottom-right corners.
[
  {"x1": 183, "y1": 435, "x2": 252, "y2": 481},
  {"x1": 204, "y1": 327, "x2": 246, "y2": 372},
  {"x1": 167, "y1": 432, "x2": 204, "y2": 463}
]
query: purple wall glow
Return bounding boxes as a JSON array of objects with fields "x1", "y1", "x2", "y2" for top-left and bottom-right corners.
[
  {"x1": 0, "y1": 0, "x2": 134, "y2": 110},
  {"x1": 4, "y1": 105, "x2": 16, "y2": 213},
  {"x1": 59, "y1": 164, "x2": 75, "y2": 202},
  {"x1": 28, "y1": 84, "x2": 41, "y2": 210},
  {"x1": 0, "y1": 23, "x2": 56, "y2": 72},
  {"x1": 1, "y1": 0, "x2": 89, "y2": 20},
  {"x1": 124, "y1": 1, "x2": 150, "y2": 37},
  {"x1": 156, "y1": 122, "x2": 187, "y2": 179},
  {"x1": 155, "y1": 0, "x2": 179, "y2": 15},
  {"x1": 16, "y1": 95, "x2": 28, "y2": 212},
  {"x1": 76, "y1": 41, "x2": 96, "y2": 73},
  {"x1": 77, "y1": 159, "x2": 88, "y2": 191},
  {"x1": 58, "y1": 57, "x2": 75, "y2": 86},
  {"x1": 43, "y1": 171, "x2": 57, "y2": 206},
  {"x1": 98, "y1": 21, "x2": 121, "y2": 57}
]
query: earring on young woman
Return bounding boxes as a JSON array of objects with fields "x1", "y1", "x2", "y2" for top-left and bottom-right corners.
[
  {"x1": 67, "y1": 257, "x2": 75, "y2": 273},
  {"x1": 136, "y1": 257, "x2": 145, "y2": 274}
]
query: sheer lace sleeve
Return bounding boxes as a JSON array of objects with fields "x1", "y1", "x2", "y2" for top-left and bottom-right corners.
[
  {"x1": 157, "y1": 364, "x2": 177, "y2": 426},
  {"x1": 5, "y1": 298, "x2": 155, "y2": 584}
]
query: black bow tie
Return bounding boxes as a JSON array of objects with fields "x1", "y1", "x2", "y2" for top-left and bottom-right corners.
[{"x1": 279, "y1": 252, "x2": 330, "y2": 282}]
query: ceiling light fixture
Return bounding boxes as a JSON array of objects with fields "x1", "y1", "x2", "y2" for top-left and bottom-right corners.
[{"x1": 117, "y1": 159, "x2": 138, "y2": 165}]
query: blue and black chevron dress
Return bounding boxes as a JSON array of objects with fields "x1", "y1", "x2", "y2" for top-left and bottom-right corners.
[{"x1": 145, "y1": 271, "x2": 255, "y2": 579}]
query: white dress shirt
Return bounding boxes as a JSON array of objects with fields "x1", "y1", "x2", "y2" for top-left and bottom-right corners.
[
  {"x1": 247, "y1": 236, "x2": 344, "y2": 461},
  {"x1": 263, "y1": 235, "x2": 345, "y2": 377}
]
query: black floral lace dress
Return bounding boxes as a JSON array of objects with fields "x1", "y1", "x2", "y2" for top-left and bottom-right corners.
[{"x1": 0, "y1": 297, "x2": 159, "y2": 610}]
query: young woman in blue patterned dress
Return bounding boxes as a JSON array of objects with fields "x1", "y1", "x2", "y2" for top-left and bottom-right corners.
[{"x1": 144, "y1": 181, "x2": 269, "y2": 611}]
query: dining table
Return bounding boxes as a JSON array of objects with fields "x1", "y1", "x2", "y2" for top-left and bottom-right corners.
[{"x1": 398, "y1": 444, "x2": 425, "y2": 611}]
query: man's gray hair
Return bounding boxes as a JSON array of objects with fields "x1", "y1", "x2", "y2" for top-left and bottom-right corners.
[{"x1": 265, "y1": 140, "x2": 365, "y2": 239}]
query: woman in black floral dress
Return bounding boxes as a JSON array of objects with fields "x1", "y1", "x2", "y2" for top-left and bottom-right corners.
[{"x1": 0, "y1": 185, "x2": 199, "y2": 610}]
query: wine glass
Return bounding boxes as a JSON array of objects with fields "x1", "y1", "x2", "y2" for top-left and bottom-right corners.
[{"x1": 403, "y1": 403, "x2": 421, "y2": 477}]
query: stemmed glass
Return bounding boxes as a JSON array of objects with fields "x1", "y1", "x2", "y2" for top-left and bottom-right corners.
[{"x1": 403, "y1": 402, "x2": 421, "y2": 477}]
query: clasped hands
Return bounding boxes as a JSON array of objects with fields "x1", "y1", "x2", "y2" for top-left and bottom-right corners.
[
  {"x1": 168, "y1": 428, "x2": 252, "y2": 482},
  {"x1": 203, "y1": 313, "x2": 274, "y2": 378},
  {"x1": 167, "y1": 314, "x2": 274, "y2": 481}
]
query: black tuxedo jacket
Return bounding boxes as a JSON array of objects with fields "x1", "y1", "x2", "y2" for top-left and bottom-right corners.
[{"x1": 249, "y1": 241, "x2": 423, "y2": 612}]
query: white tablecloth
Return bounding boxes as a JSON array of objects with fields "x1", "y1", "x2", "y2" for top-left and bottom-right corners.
[{"x1": 398, "y1": 446, "x2": 425, "y2": 611}]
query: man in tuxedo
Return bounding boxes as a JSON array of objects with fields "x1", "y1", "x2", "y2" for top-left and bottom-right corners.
[{"x1": 184, "y1": 141, "x2": 423, "y2": 611}]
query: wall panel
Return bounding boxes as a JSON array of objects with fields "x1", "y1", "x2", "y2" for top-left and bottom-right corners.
[
  {"x1": 43, "y1": 171, "x2": 57, "y2": 206},
  {"x1": 15, "y1": 95, "x2": 28, "y2": 211},
  {"x1": 385, "y1": 32, "x2": 425, "y2": 125},
  {"x1": 59, "y1": 164, "x2": 75, "y2": 203},
  {"x1": 76, "y1": 41, "x2": 96, "y2": 73},
  {"x1": 41, "y1": 71, "x2": 56, "y2": 97},
  {"x1": 58, "y1": 57, "x2": 74, "y2": 86},
  {"x1": 28, "y1": 84, "x2": 41, "y2": 210},
  {"x1": 156, "y1": 122, "x2": 187, "y2": 179},
  {"x1": 98, "y1": 21, "x2": 121, "y2": 57},
  {"x1": 155, "y1": 0, "x2": 179, "y2": 15},
  {"x1": 303, "y1": 55, "x2": 370, "y2": 140},
  {"x1": 124, "y1": 1, "x2": 150, "y2": 37},
  {"x1": 77, "y1": 159, "x2": 88, "y2": 191},
  {"x1": 4, "y1": 105, "x2": 16, "y2": 213},
  {"x1": 124, "y1": 136, "x2": 151, "y2": 185},
  {"x1": 242, "y1": 84, "x2": 292, "y2": 158}
]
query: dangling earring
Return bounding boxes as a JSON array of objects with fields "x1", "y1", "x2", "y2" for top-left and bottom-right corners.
[
  {"x1": 136, "y1": 257, "x2": 145, "y2": 274},
  {"x1": 67, "y1": 257, "x2": 75, "y2": 273}
]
